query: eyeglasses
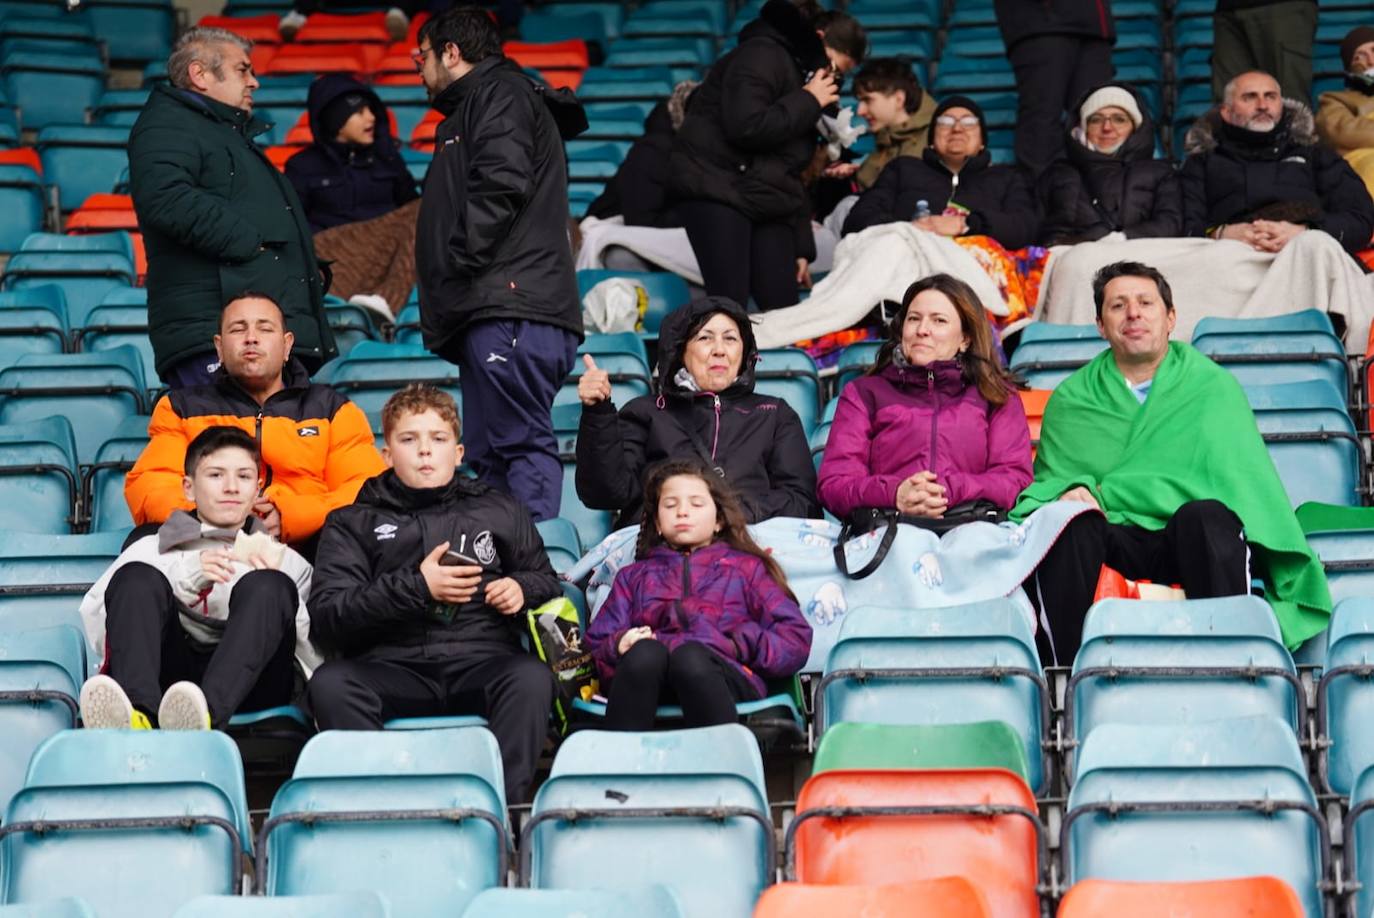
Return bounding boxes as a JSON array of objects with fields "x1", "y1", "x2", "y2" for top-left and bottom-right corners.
[
  {"x1": 1086, "y1": 113, "x2": 1133, "y2": 128},
  {"x1": 934, "y1": 115, "x2": 980, "y2": 129},
  {"x1": 412, "y1": 45, "x2": 432, "y2": 70}
]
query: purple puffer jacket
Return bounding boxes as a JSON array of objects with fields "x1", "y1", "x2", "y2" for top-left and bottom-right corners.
[
  {"x1": 817, "y1": 359, "x2": 1033, "y2": 518},
  {"x1": 586, "y1": 540, "x2": 812, "y2": 697}
]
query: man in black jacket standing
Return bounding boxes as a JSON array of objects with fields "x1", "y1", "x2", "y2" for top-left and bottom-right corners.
[
  {"x1": 413, "y1": 8, "x2": 583, "y2": 524},
  {"x1": 307, "y1": 384, "x2": 559, "y2": 805},
  {"x1": 995, "y1": 0, "x2": 1116, "y2": 178}
]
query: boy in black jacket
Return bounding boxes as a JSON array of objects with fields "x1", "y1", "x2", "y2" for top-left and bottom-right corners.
[{"x1": 307, "y1": 384, "x2": 559, "y2": 803}]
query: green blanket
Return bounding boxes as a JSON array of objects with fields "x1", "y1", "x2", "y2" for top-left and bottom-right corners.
[{"x1": 1012, "y1": 342, "x2": 1330, "y2": 649}]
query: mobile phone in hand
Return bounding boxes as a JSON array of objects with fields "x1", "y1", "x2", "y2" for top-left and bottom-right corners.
[{"x1": 440, "y1": 549, "x2": 482, "y2": 567}]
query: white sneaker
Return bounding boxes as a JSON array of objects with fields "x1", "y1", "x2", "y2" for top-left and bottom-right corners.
[
  {"x1": 80, "y1": 674, "x2": 149, "y2": 729},
  {"x1": 158, "y1": 681, "x2": 212, "y2": 731},
  {"x1": 384, "y1": 6, "x2": 409, "y2": 42},
  {"x1": 348, "y1": 293, "x2": 395, "y2": 324},
  {"x1": 279, "y1": 10, "x2": 307, "y2": 40}
]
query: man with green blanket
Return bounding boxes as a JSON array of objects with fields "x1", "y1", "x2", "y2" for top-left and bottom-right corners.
[{"x1": 1013, "y1": 261, "x2": 1330, "y2": 663}]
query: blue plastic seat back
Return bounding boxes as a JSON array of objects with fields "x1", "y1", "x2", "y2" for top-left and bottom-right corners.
[
  {"x1": 0, "y1": 625, "x2": 84, "y2": 819},
  {"x1": 85, "y1": 0, "x2": 175, "y2": 64},
  {"x1": 579, "y1": 331, "x2": 650, "y2": 371},
  {"x1": 35, "y1": 126, "x2": 132, "y2": 213},
  {"x1": 530, "y1": 726, "x2": 769, "y2": 916},
  {"x1": 1195, "y1": 310, "x2": 1336, "y2": 338},
  {"x1": 1347, "y1": 763, "x2": 1374, "y2": 918},
  {"x1": 172, "y1": 893, "x2": 388, "y2": 918},
  {"x1": 21, "y1": 232, "x2": 133, "y2": 261},
  {"x1": 322, "y1": 343, "x2": 460, "y2": 420},
  {"x1": 559, "y1": 459, "x2": 613, "y2": 550},
  {"x1": 1192, "y1": 330, "x2": 1347, "y2": 396},
  {"x1": 0, "y1": 285, "x2": 68, "y2": 323},
  {"x1": 605, "y1": 36, "x2": 711, "y2": 68},
  {"x1": 1252, "y1": 407, "x2": 1361, "y2": 507},
  {"x1": 1, "y1": 251, "x2": 137, "y2": 329},
  {"x1": 88, "y1": 429, "x2": 149, "y2": 533},
  {"x1": 1, "y1": 51, "x2": 104, "y2": 130},
  {"x1": 834, "y1": 341, "x2": 883, "y2": 394},
  {"x1": 0, "y1": 347, "x2": 146, "y2": 464},
  {"x1": 266, "y1": 729, "x2": 506, "y2": 917},
  {"x1": 535, "y1": 517, "x2": 582, "y2": 574},
  {"x1": 1323, "y1": 599, "x2": 1374, "y2": 796},
  {"x1": 461, "y1": 885, "x2": 684, "y2": 918},
  {"x1": 323, "y1": 301, "x2": 379, "y2": 360},
  {"x1": 77, "y1": 303, "x2": 159, "y2": 390},
  {"x1": 0, "y1": 899, "x2": 95, "y2": 917},
  {"x1": 1009, "y1": 339, "x2": 1110, "y2": 372},
  {"x1": 1306, "y1": 530, "x2": 1374, "y2": 604},
  {"x1": 0, "y1": 165, "x2": 44, "y2": 253},
  {"x1": 92, "y1": 89, "x2": 151, "y2": 127},
  {"x1": 1244, "y1": 380, "x2": 1347, "y2": 412},
  {"x1": 822, "y1": 601, "x2": 1045, "y2": 792},
  {"x1": 755, "y1": 348, "x2": 820, "y2": 437},
  {"x1": 0, "y1": 414, "x2": 76, "y2": 533},
  {"x1": 1068, "y1": 717, "x2": 1321, "y2": 918},
  {"x1": 0, "y1": 306, "x2": 64, "y2": 372},
  {"x1": 1018, "y1": 323, "x2": 1104, "y2": 345},
  {"x1": 0, "y1": 530, "x2": 126, "y2": 597}
]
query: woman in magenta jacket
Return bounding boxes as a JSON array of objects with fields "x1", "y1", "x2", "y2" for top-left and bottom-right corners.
[{"x1": 817, "y1": 273, "x2": 1033, "y2": 520}]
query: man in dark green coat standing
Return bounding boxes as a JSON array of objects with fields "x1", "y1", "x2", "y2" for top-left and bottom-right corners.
[{"x1": 128, "y1": 27, "x2": 335, "y2": 388}]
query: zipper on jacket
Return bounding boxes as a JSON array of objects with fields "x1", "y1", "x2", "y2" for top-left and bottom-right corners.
[
  {"x1": 711, "y1": 394, "x2": 722, "y2": 459},
  {"x1": 673, "y1": 550, "x2": 693, "y2": 631},
  {"x1": 254, "y1": 409, "x2": 274, "y2": 490},
  {"x1": 927, "y1": 369, "x2": 939, "y2": 470}
]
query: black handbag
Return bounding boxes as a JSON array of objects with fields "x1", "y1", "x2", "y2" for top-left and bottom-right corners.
[{"x1": 833, "y1": 501, "x2": 1008, "y2": 580}]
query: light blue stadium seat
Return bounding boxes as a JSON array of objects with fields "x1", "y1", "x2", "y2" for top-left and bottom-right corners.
[
  {"x1": 605, "y1": 37, "x2": 711, "y2": 69},
  {"x1": 931, "y1": 53, "x2": 1016, "y2": 94},
  {"x1": 576, "y1": 269, "x2": 690, "y2": 338},
  {"x1": 0, "y1": 530, "x2": 126, "y2": 637},
  {"x1": 809, "y1": 418, "x2": 830, "y2": 471},
  {"x1": 260, "y1": 728, "x2": 507, "y2": 917},
  {"x1": 0, "y1": 415, "x2": 77, "y2": 533},
  {"x1": 1065, "y1": 716, "x2": 1324, "y2": 918},
  {"x1": 1346, "y1": 762, "x2": 1374, "y2": 918},
  {"x1": 1196, "y1": 309, "x2": 1337, "y2": 338},
  {"x1": 323, "y1": 299, "x2": 381, "y2": 360},
  {"x1": 552, "y1": 401, "x2": 579, "y2": 455},
  {"x1": 0, "y1": 301, "x2": 64, "y2": 372},
  {"x1": 567, "y1": 142, "x2": 624, "y2": 179},
  {"x1": 0, "y1": 16, "x2": 98, "y2": 59},
  {"x1": 557, "y1": 333, "x2": 651, "y2": 408},
  {"x1": 622, "y1": 13, "x2": 718, "y2": 40},
  {"x1": 524, "y1": 725, "x2": 773, "y2": 917},
  {"x1": 536, "y1": 516, "x2": 582, "y2": 574},
  {"x1": 627, "y1": 0, "x2": 727, "y2": 33},
  {"x1": 0, "y1": 166, "x2": 45, "y2": 253},
  {"x1": 36, "y1": 126, "x2": 131, "y2": 214},
  {"x1": 83, "y1": 0, "x2": 174, "y2": 63},
  {"x1": 1, "y1": 251, "x2": 137, "y2": 331},
  {"x1": 558, "y1": 459, "x2": 613, "y2": 550},
  {"x1": 1192, "y1": 329, "x2": 1347, "y2": 398},
  {"x1": 174, "y1": 893, "x2": 387, "y2": 918},
  {"x1": 1009, "y1": 338, "x2": 1110, "y2": 390},
  {"x1": 316, "y1": 341, "x2": 460, "y2": 421},
  {"x1": 1068, "y1": 597, "x2": 1300, "y2": 782},
  {"x1": 2, "y1": 51, "x2": 104, "y2": 130},
  {"x1": 74, "y1": 303, "x2": 159, "y2": 391},
  {"x1": 519, "y1": 6, "x2": 620, "y2": 44},
  {"x1": 1306, "y1": 528, "x2": 1374, "y2": 605},
  {"x1": 20, "y1": 231, "x2": 134, "y2": 261},
  {"x1": 835, "y1": 340, "x2": 883, "y2": 393},
  {"x1": 1318, "y1": 599, "x2": 1374, "y2": 796},
  {"x1": 755, "y1": 348, "x2": 821, "y2": 437},
  {"x1": 251, "y1": 85, "x2": 310, "y2": 146},
  {"x1": 818, "y1": 600, "x2": 1049, "y2": 793},
  {"x1": 0, "y1": 625, "x2": 85, "y2": 820},
  {"x1": 1243, "y1": 379, "x2": 1346, "y2": 412},
  {"x1": 85, "y1": 417, "x2": 149, "y2": 534},
  {"x1": 461, "y1": 886, "x2": 684, "y2": 918},
  {"x1": 577, "y1": 66, "x2": 677, "y2": 102},
  {"x1": 0, "y1": 347, "x2": 146, "y2": 464},
  {"x1": 1252, "y1": 405, "x2": 1361, "y2": 507},
  {"x1": 3, "y1": 731, "x2": 249, "y2": 916},
  {"x1": 866, "y1": 29, "x2": 934, "y2": 63},
  {"x1": 0, "y1": 899, "x2": 95, "y2": 917}
]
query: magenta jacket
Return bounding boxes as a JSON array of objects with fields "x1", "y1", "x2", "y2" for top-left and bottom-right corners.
[
  {"x1": 586, "y1": 540, "x2": 812, "y2": 697},
  {"x1": 817, "y1": 359, "x2": 1033, "y2": 518}
]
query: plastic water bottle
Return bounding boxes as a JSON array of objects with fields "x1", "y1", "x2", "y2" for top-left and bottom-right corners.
[{"x1": 915, "y1": 199, "x2": 931, "y2": 220}]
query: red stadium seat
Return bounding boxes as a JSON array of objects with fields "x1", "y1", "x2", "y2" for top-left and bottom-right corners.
[
  {"x1": 791, "y1": 769, "x2": 1042, "y2": 918},
  {"x1": 372, "y1": 44, "x2": 422, "y2": 85},
  {"x1": 294, "y1": 12, "x2": 391, "y2": 43},
  {"x1": 1057, "y1": 877, "x2": 1304, "y2": 917},
  {"x1": 259, "y1": 43, "x2": 380, "y2": 76},
  {"x1": 503, "y1": 39, "x2": 589, "y2": 71},
  {"x1": 263, "y1": 144, "x2": 304, "y2": 171},
  {"x1": 0, "y1": 147, "x2": 42, "y2": 176},
  {"x1": 65, "y1": 194, "x2": 146, "y2": 281},
  {"x1": 196, "y1": 14, "x2": 282, "y2": 44},
  {"x1": 1018, "y1": 388, "x2": 1050, "y2": 456},
  {"x1": 409, "y1": 109, "x2": 442, "y2": 152},
  {"x1": 755, "y1": 878, "x2": 991, "y2": 917}
]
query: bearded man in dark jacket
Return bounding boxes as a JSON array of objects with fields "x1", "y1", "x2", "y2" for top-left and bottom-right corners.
[
  {"x1": 414, "y1": 8, "x2": 584, "y2": 524},
  {"x1": 128, "y1": 27, "x2": 335, "y2": 388},
  {"x1": 1181, "y1": 70, "x2": 1374, "y2": 255},
  {"x1": 307, "y1": 385, "x2": 559, "y2": 805}
]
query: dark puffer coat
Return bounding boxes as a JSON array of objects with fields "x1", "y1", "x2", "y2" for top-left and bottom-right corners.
[
  {"x1": 994, "y1": 0, "x2": 1115, "y2": 49},
  {"x1": 284, "y1": 74, "x2": 419, "y2": 232},
  {"x1": 1180, "y1": 100, "x2": 1374, "y2": 253},
  {"x1": 668, "y1": 0, "x2": 826, "y2": 259},
  {"x1": 1039, "y1": 83, "x2": 1182, "y2": 244},
  {"x1": 128, "y1": 84, "x2": 334, "y2": 376},
  {"x1": 575, "y1": 296, "x2": 820, "y2": 528}
]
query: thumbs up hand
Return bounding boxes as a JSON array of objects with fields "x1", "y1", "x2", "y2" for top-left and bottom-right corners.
[{"x1": 577, "y1": 353, "x2": 613, "y2": 406}]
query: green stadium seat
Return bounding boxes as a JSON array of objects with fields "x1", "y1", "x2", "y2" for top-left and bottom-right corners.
[{"x1": 811, "y1": 720, "x2": 1031, "y2": 784}]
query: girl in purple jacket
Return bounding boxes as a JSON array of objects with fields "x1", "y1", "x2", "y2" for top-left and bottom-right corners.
[
  {"x1": 817, "y1": 273, "x2": 1033, "y2": 520},
  {"x1": 586, "y1": 459, "x2": 813, "y2": 731}
]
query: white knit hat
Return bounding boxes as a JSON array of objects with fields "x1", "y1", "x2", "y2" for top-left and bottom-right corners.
[{"x1": 1078, "y1": 86, "x2": 1143, "y2": 133}]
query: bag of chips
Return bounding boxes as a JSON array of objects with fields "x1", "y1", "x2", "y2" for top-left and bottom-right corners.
[{"x1": 527, "y1": 596, "x2": 598, "y2": 731}]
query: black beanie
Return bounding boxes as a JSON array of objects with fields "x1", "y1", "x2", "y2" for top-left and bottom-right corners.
[
  {"x1": 1342, "y1": 26, "x2": 1374, "y2": 72},
  {"x1": 321, "y1": 92, "x2": 370, "y2": 142},
  {"x1": 927, "y1": 95, "x2": 987, "y2": 144}
]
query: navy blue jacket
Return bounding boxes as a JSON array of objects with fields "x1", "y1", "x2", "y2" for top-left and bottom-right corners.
[{"x1": 285, "y1": 74, "x2": 419, "y2": 232}]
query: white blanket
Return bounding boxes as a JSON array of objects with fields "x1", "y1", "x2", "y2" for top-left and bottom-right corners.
[
  {"x1": 751, "y1": 222, "x2": 1010, "y2": 349},
  {"x1": 1035, "y1": 231, "x2": 1374, "y2": 352}
]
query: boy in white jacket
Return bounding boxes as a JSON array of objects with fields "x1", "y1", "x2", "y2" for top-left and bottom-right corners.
[{"x1": 79, "y1": 426, "x2": 320, "y2": 730}]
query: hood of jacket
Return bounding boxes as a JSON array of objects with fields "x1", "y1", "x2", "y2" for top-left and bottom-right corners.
[
  {"x1": 1065, "y1": 82, "x2": 1159, "y2": 165},
  {"x1": 738, "y1": 0, "x2": 828, "y2": 74},
  {"x1": 1184, "y1": 98, "x2": 1318, "y2": 157},
  {"x1": 353, "y1": 468, "x2": 490, "y2": 514},
  {"x1": 655, "y1": 296, "x2": 760, "y2": 399},
  {"x1": 877, "y1": 357, "x2": 971, "y2": 397},
  {"x1": 156, "y1": 509, "x2": 271, "y2": 553},
  {"x1": 305, "y1": 73, "x2": 401, "y2": 163}
]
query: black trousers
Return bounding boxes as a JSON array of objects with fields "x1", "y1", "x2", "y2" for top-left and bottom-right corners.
[
  {"x1": 677, "y1": 199, "x2": 798, "y2": 311},
  {"x1": 1211, "y1": 1, "x2": 1316, "y2": 104},
  {"x1": 307, "y1": 642, "x2": 555, "y2": 804},
  {"x1": 1028, "y1": 500, "x2": 1250, "y2": 666},
  {"x1": 104, "y1": 563, "x2": 298, "y2": 728},
  {"x1": 604, "y1": 640, "x2": 760, "y2": 732},
  {"x1": 1008, "y1": 35, "x2": 1115, "y2": 177}
]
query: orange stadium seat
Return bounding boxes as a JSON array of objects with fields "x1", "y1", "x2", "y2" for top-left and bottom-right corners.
[
  {"x1": 0, "y1": 147, "x2": 42, "y2": 176},
  {"x1": 259, "y1": 43, "x2": 381, "y2": 77},
  {"x1": 196, "y1": 14, "x2": 282, "y2": 44},
  {"x1": 790, "y1": 769, "x2": 1042, "y2": 917},
  {"x1": 755, "y1": 878, "x2": 991, "y2": 918},
  {"x1": 263, "y1": 144, "x2": 303, "y2": 171},
  {"x1": 372, "y1": 44, "x2": 423, "y2": 85},
  {"x1": 1057, "y1": 877, "x2": 1304, "y2": 917},
  {"x1": 294, "y1": 12, "x2": 391, "y2": 44},
  {"x1": 1018, "y1": 388, "x2": 1050, "y2": 456},
  {"x1": 409, "y1": 109, "x2": 441, "y2": 152},
  {"x1": 504, "y1": 39, "x2": 589, "y2": 70}
]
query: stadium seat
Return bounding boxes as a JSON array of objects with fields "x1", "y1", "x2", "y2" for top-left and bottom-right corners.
[
  {"x1": 173, "y1": 893, "x2": 388, "y2": 917},
  {"x1": 0, "y1": 295, "x2": 64, "y2": 371},
  {"x1": 0, "y1": 530, "x2": 125, "y2": 635},
  {"x1": 524, "y1": 725, "x2": 772, "y2": 917},
  {"x1": 557, "y1": 332, "x2": 651, "y2": 407},
  {"x1": 293, "y1": 11, "x2": 391, "y2": 42},
  {"x1": 576, "y1": 66, "x2": 677, "y2": 102},
  {"x1": 260, "y1": 728, "x2": 507, "y2": 917},
  {"x1": 1305, "y1": 527, "x2": 1374, "y2": 603},
  {"x1": 1317, "y1": 598, "x2": 1374, "y2": 796},
  {"x1": 1057, "y1": 876, "x2": 1304, "y2": 917},
  {"x1": 73, "y1": 303, "x2": 159, "y2": 391},
  {"x1": 372, "y1": 84, "x2": 431, "y2": 144},
  {"x1": 519, "y1": 5, "x2": 623, "y2": 45},
  {"x1": 788, "y1": 767, "x2": 1041, "y2": 916},
  {"x1": 323, "y1": 299, "x2": 380, "y2": 359},
  {"x1": 811, "y1": 720, "x2": 1030, "y2": 785},
  {"x1": 604, "y1": 36, "x2": 711, "y2": 69},
  {"x1": 0, "y1": 899, "x2": 95, "y2": 917},
  {"x1": 1064, "y1": 716, "x2": 1324, "y2": 918},
  {"x1": 1, "y1": 250, "x2": 136, "y2": 330},
  {"x1": 755, "y1": 348, "x2": 821, "y2": 436},
  {"x1": 36, "y1": 125, "x2": 131, "y2": 214},
  {"x1": 84, "y1": 415, "x2": 150, "y2": 534},
  {"x1": 0, "y1": 625, "x2": 85, "y2": 819},
  {"x1": 260, "y1": 43, "x2": 380, "y2": 77},
  {"x1": 834, "y1": 340, "x2": 883, "y2": 393},
  {"x1": 1252, "y1": 402, "x2": 1361, "y2": 507},
  {"x1": 1192, "y1": 329, "x2": 1347, "y2": 399},
  {"x1": 461, "y1": 886, "x2": 684, "y2": 918},
  {"x1": 0, "y1": 347, "x2": 146, "y2": 464},
  {"x1": 316, "y1": 341, "x2": 460, "y2": 421},
  {"x1": 1, "y1": 51, "x2": 105, "y2": 130},
  {"x1": 0, "y1": 16, "x2": 97, "y2": 59},
  {"x1": 1019, "y1": 388, "x2": 1051, "y2": 452},
  {"x1": 1067, "y1": 597, "x2": 1301, "y2": 782},
  {"x1": 1346, "y1": 763, "x2": 1374, "y2": 918},
  {"x1": 0, "y1": 164, "x2": 44, "y2": 252},
  {"x1": 1010, "y1": 336, "x2": 1110, "y2": 391},
  {"x1": 84, "y1": 0, "x2": 175, "y2": 63},
  {"x1": 535, "y1": 516, "x2": 581, "y2": 574},
  {"x1": 2, "y1": 731, "x2": 249, "y2": 916},
  {"x1": 818, "y1": 601, "x2": 1050, "y2": 793},
  {"x1": 754, "y1": 878, "x2": 990, "y2": 918},
  {"x1": 91, "y1": 90, "x2": 150, "y2": 128},
  {"x1": 0, "y1": 415, "x2": 77, "y2": 533},
  {"x1": 558, "y1": 459, "x2": 613, "y2": 550}
]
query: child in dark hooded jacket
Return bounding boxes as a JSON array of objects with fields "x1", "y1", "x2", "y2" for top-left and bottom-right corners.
[{"x1": 586, "y1": 459, "x2": 812, "y2": 731}]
